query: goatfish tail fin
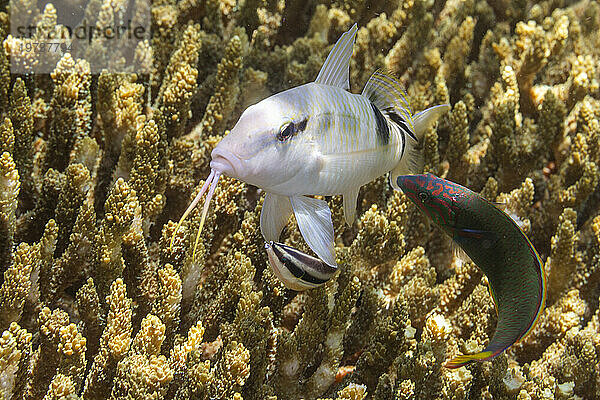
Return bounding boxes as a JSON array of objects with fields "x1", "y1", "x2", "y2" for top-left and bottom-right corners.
[
  {"x1": 444, "y1": 351, "x2": 494, "y2": 369},
  {"x1": 388, "y1": 102, "x2": 449, "y2": 190}
]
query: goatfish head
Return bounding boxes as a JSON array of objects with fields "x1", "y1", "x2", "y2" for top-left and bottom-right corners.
[
  {"x1": 211, "y1": 97, "x2": 316, "y2": 190},
  {"x1": 395, "y1": 173, "x2": 468, "y2": 232},
  {"x1": 170, "y1": 86, "x2": 319, "y2": 257},
  {"x1": 171, "y1": 25, "x2": 362, "y2": 259}
]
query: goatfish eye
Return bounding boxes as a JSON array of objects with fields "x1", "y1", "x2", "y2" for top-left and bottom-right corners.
[
  {"x1": 265, "y1": 241, "x2": 337, "y2": 291},
  {"x1": 277, "y1": 122, "x2": 295, "y2": 141}
]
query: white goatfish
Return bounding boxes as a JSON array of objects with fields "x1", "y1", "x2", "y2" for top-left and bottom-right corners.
[{"x1": 172, "y1": 24, "x2": 450, "y2": 269}]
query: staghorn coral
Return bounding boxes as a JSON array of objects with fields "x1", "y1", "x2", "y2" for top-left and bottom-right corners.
[
  {"x1": 197, "y1": 33, "x2": 244, "y2": 141},
  {"x1": 45, "y1": 55, "x2": 92, "y2": 173},
  {"x1": 0, "y1": 322, "x2": 32, "y2": 400},
  {"x1": 0, "y1": 0, "x2": 600, "y2": 399},
  {"x1": 43, "y1": 374, "x2": 78, "y2": 400},
  {"x1": 110, "y1": 314, "x2": 173, "y2": 400},
  {"x1": 94, "y1": 178, "x2": 141, "y2": 298},
  {"x1": 156, "y1": 23, "x2": 202, "y2": 140},
  {"x1": 0, "y1": 243, "x2": 32, "y2": 331},
  {"x1": 7, "y1": 79, "x2": 34, "y2": 209},
  {"x1": 0, "y1": 151, "x2": 19, "y2": 271},
  {"x1": 82, "y1": 278, "x2": 132, "y2": 400}
]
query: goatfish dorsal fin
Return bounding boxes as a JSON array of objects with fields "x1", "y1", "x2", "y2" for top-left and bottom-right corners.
[
  {"x1": 362, "y1": 70, "x2": 450, "y2": 189},
  {"x1": 362, "y1": 70, "x2": 415, "y2": 134},
  {"x1": 389, "y1": 102, "x2": 450, "y2": 189},
  {"x1": 315, "y1": 23, "x2": 358, "y2": 90}
]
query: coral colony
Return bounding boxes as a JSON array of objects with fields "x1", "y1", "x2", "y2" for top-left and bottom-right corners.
[{"x1": 0, "y1": 0, "x2": 599, "y2": 399}]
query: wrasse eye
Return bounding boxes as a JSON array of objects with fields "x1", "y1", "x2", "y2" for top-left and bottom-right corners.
[
  {"x1": 418, "y1": 191, "x2": 429, "y2": 202},
  {"x1": 277, "y1": 122, "x2": 295, "y2": 141}
]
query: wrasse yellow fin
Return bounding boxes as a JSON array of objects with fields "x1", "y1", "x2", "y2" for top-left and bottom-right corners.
[{"x1": 444, "y1": 351, "x2": 494, "y2": 369}]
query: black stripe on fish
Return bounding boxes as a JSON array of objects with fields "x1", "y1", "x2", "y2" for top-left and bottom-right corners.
[
  {"x1": 282, "y1": 243, "x2": 337, "y2": 277},
  {"x1": 297, "y1": 117, "x2": 309, "y2": 132},
  {"x1": 385, "y1": 108, "x2": 418, "y2": 142},
  {"x1": 271, "y1": 243, "x2": 330, "y2": 284},
  {"x1": 371, "y1": 101, "x2": 390, "y2": 145}
]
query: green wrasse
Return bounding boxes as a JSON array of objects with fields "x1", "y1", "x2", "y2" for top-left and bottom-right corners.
[{"x1": 396, "y1": 173, "x2": 546, "y2": 368}]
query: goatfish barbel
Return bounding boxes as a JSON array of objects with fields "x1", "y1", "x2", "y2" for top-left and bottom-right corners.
[
  {"x1": 171, "y1": 24, "x2": 450, "y2": 274},
  {"x1": 396, "y1": 173, "x2": 546, "y2": 368}
]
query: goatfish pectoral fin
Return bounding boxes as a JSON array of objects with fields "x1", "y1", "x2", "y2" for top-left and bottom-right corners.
[
  {"x1": 260, "y1": 193, "x2": 293, "y2": 242},
  {"x1": 444, "y1": 351, "x2": 494, "y2": 369},
  {"x1": 290, "y1": 195, "x2": 337, "y2": 267},
  {"x1": 343, "y1": 187, "x2": 360, "y2": 225}
]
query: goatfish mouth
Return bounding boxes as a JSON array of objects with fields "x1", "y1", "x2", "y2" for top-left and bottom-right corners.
[
  {"x1": 169, "y1": 168, "x2": 222, "y2": 258},
  {"x1": 210, "y1": 148, "x2": 244, "y2": 179}
]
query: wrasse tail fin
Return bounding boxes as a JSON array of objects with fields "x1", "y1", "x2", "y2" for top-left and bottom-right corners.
[
  {"x1": 315, "y1": 23, "x2": 358, "y2": 90},
  {"x1": 444, "y1": 351, "x2": 494, "y2": 369}
]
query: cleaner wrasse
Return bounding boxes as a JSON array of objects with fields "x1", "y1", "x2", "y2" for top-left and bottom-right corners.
[
  {"x1": 396, "y1": 173, "x2": 546, "y2": 368},
  {"x1": 265, "y1": 241, "x2": 337, "y2": 291}
]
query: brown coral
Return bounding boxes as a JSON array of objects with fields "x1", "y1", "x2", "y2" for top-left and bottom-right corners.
[{"x1": 0, "y1": 0, "x2": 599, "y2": 399}]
